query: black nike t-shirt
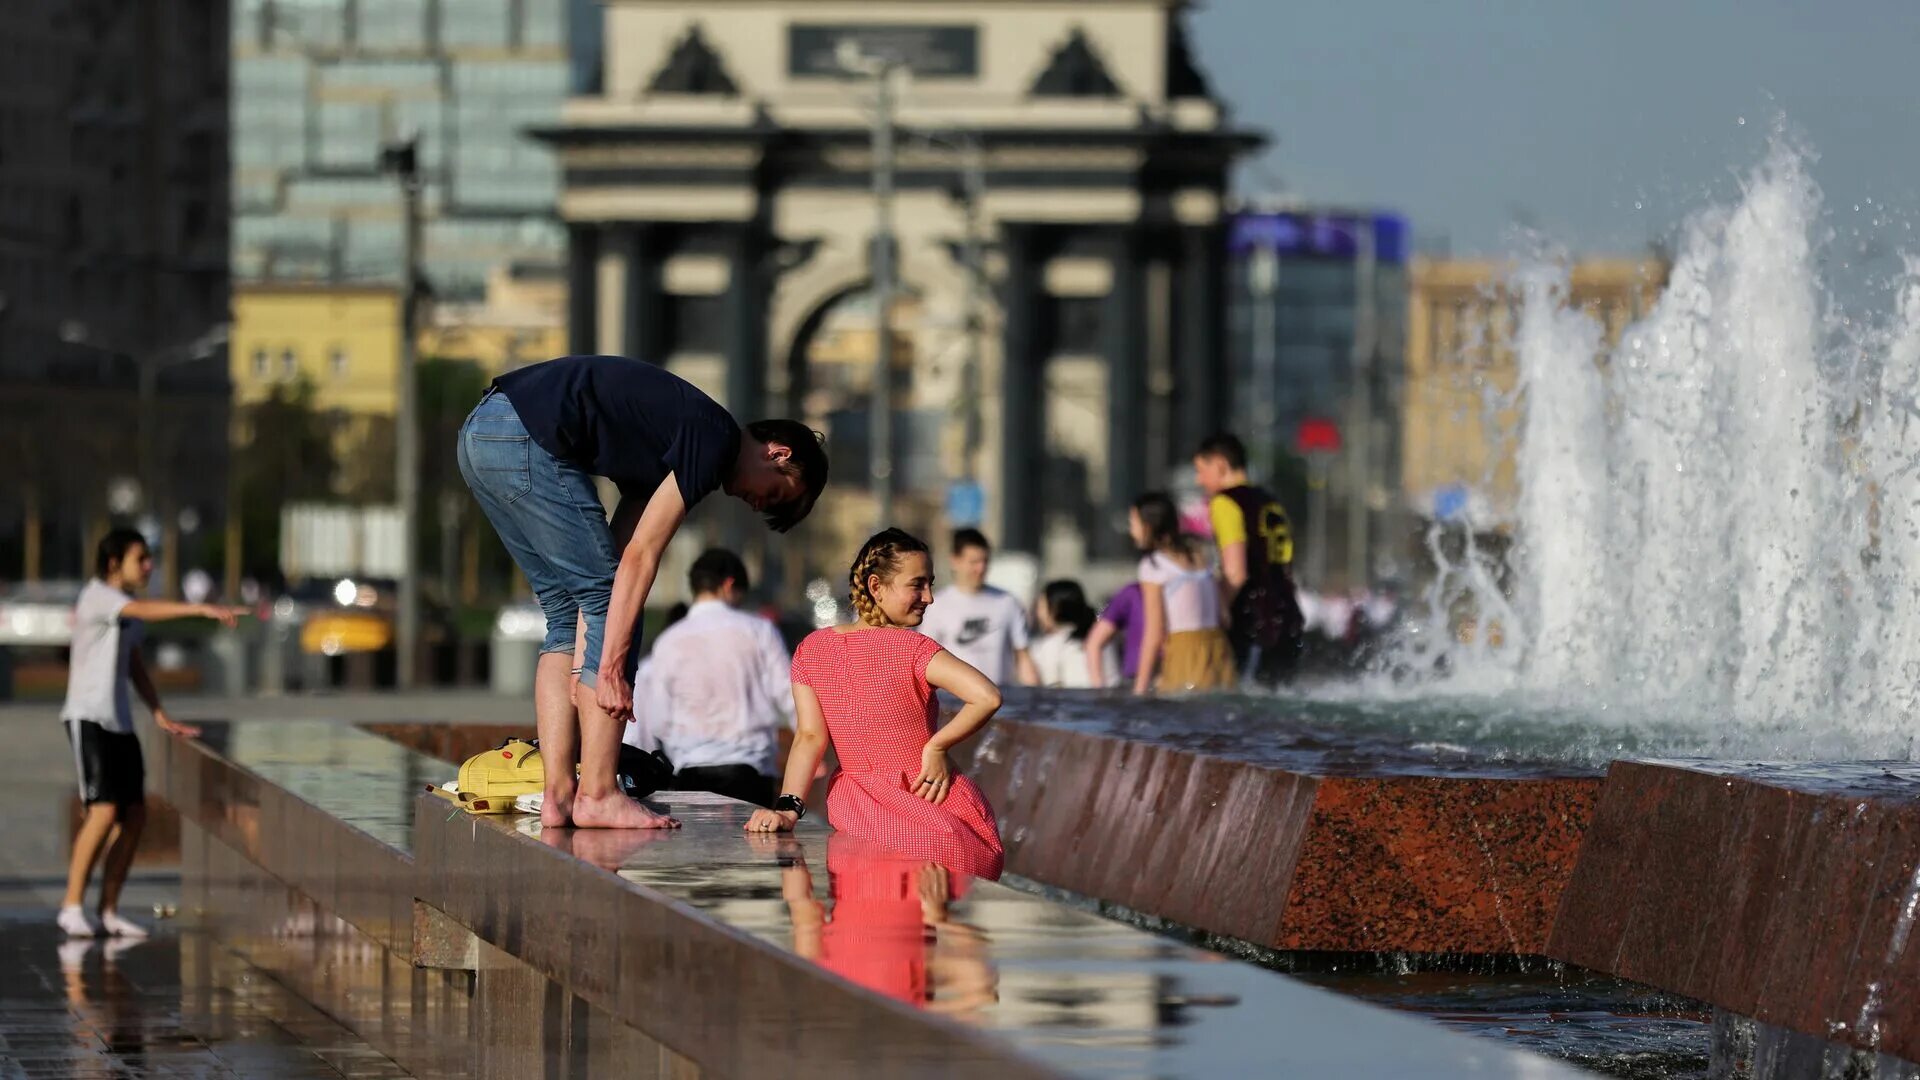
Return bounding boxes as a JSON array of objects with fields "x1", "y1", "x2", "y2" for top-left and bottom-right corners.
[{"x1": 493, "y1": 355, "x2": 741, "y2": 504}]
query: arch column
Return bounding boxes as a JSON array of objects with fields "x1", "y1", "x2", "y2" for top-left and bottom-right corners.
[
  {"x1": 997, "y1": 224, "x2": 1047, "y2": 555},
  {"x1": 622, "y1": 224, "x2": 668, "y2": 364},
  {"x1": 1175, "y1": 221, "x2": 1226, "y2": 466},
  {"x1": 567, "y1": 223, "x2": 599, "y2": 355},
  {"x1": 1103, "y1": 227, "x2": 1149, "y2": 558}
]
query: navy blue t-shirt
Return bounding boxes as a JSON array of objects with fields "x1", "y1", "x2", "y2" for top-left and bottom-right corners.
[{"x1": 493, "y1": 356, "x2": 741, "y2": 505}]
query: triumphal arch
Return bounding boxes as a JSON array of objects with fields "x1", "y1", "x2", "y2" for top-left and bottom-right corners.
[{"x1": 536, "y1": 0, "x2": 1260, "y2": 576}]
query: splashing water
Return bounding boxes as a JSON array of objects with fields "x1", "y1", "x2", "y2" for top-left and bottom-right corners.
[{"x1": 1377, "y1": 135, "x2": 1920, "y2": 759}]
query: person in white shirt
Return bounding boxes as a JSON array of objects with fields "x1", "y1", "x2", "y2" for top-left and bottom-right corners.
[
  {"x1": 1029, "y1": 580, "x2": 1119, "y2": 688},
  {"x1": 60, "y1": 529, "x2": 245, "y2": 940},
  {"x1": 625, "y1": 550, "x2": 792, "y2": 807},
  {"x1": 915, "y1": 529, "x2": 1038, "y2": 687}
]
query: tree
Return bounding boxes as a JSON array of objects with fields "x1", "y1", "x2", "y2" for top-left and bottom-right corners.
[{"x1": 234, "y1": 377, "x2": 336, "y2": 582}]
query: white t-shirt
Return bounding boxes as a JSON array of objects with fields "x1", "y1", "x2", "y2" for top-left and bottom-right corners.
[
  {"x1": 1029, "y1": 627, "x2": 1119, "y2": 689},
  {"x1": 625, "y1": 600, "x2": 793, "y2": 775},
  {"x1": 61, "y1": 580, "x2": 144, "y2": 733},
  {"x1": 916, "y1": 585, "x2": 1029, "y2": 685},
  {"x1": 1138, "y1": 552, "x2": 1221, "y2": 634}
]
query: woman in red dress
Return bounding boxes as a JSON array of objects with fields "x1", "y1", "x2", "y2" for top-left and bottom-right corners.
[{"x1": 745, "y1": 528, "x2": 1005, "y2": 880}]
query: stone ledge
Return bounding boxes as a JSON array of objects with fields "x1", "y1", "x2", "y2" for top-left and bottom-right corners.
[
  {"x1": 1549, "y1": 760, "x2": 1920, "y2": 1063},
  {"x1": 414, "y1": 798, "x2": 1065, "y2": 1079},
  {"x1": 962, "y1": 718, "x2": 1600, "y2": 954}
]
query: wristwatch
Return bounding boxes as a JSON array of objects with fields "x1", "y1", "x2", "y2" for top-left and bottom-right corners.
[{"x1": 774, "y1": 794, "x2": 806, "y2": 820}]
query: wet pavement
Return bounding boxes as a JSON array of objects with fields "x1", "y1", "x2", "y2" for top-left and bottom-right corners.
[{"x1": 0, "y1": 912, "x2": 409, "y2": 1079}]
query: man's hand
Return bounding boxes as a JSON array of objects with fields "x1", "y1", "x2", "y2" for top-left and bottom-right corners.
[
  {"x1": 153, "y1": 709, "x2": 201, "y2": 738},
  {"x1": 198, "y1": 604, "x2": 247, "y2": 628},
  {"x1": 595, "y1": 669, "x2": 634, "y2": 722}
]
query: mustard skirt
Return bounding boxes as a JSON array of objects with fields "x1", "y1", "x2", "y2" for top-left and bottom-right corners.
[{"x1": 1158, "y1": 629, "x2": 1237, "y2": 692}]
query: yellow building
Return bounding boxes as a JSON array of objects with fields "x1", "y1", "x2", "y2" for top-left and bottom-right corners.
[
  {"x1": 233, "y1": 274, "x2": 568, "y2": 498},
  {"x1": 232, "y1": 285, "x2": 405, "y2": 415},
  {"x1": 1401, "y1": 257, "x2": 1667, "y2": 525},
  {"x1": 232, "y1": 269, "x2": 568, "y2": 416}
]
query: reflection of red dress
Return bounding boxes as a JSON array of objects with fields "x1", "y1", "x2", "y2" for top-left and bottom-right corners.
[
  {"x1": 816, "y1": 838, "x2": 969, "y2": 1004},
  {"x1": 791, "y1": 628, "x2": 1004, "y2": 879}
]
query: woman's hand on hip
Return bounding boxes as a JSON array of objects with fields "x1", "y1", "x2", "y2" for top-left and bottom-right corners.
[{"x1": 913, "y1": 743, "x2": 953, "y2": 804}]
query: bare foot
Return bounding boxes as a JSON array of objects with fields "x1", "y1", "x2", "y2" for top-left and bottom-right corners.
[
  {"x1": 541, "y1": 782, "x2": 576, "y2": 829},
  {"x1": 571, "y1": 790, "x2": 680, "y2": 830}
]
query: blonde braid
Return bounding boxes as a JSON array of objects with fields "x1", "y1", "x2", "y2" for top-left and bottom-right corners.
[
  {"x1": 849, "y1": 542, "x2": 891, "y2": 626},
  {"x1": 846, "y1": 528, "x2": 930, "y2": 627}
]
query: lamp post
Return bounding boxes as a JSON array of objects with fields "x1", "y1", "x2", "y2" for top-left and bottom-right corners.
[
  {"x1": 1345, "y1": 217, "x2": 1377, "y2": 591},
  {"x1": 382, "y1": 135, "x2": 424, "y2": 690},
  {"x1": 131, "y1": 324, "x2": 229, "y2": 596},
  {"x1": 838, "y1": 43, "x2": 904, "y2": 532}
]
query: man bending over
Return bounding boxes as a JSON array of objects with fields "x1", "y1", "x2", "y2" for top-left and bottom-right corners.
[{"x1": 458, "y1": 355, "x2": 827, "y2": 828}]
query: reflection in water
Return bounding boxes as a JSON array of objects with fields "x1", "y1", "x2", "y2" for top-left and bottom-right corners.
[
  {"x1": 59, "y1": 937, "x2": 148, "y2": 1059},
  {"x1": 777, "y1": 835, "x2": 999, "y2": 1019},
  {"x1": 536, "y1": 819, "x2": 678, "y2": 870}
]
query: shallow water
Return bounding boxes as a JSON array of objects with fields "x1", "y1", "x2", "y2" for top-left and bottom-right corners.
[
  {"x1": 1003, "y1": 681, "x2": 1916, "y2": 775},
  {"x1": 1297, "y1": 968, "x2": 1712, "y2": 1080}
]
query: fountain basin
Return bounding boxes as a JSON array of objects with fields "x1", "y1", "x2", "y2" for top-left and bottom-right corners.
[{"x1": 1550, "y1": 759, "x2": 1920, "y2": 1064}]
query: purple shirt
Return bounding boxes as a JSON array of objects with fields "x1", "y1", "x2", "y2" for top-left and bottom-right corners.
[{"x1": 1097, "y1": 583, "x2": 1146, "y2": 679}]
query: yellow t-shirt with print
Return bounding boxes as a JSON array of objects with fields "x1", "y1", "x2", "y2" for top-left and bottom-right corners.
[
  {"x1": 1210, "y1": 492, "x2": 1293, "y2": 568},
  {"x1": 1209, "y1": 494, "x2": 1249, "y2": 548}
]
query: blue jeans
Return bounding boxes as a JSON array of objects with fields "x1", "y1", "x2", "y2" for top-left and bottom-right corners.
[{"x1": 456, "y1": 390, "x2": 635, "y2": 687}]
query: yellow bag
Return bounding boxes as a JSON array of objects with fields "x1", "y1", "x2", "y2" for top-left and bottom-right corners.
[{"x1": 436, "y1": 738, "x2": 543, "y2": 814}]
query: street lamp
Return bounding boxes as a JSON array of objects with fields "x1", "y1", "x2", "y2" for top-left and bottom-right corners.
[
  {"x1": 139, "y1": 323, "x2": 229, "y2": 596},
  {"x1": 905, "y1": 128, "x2": 988, "y2": 491},
  {"x1": 837, "y1": 42, "x2": 905, "y2": 532},
  {"x1": 381, "y1": 135, "x2": 424, "y2": 690}
]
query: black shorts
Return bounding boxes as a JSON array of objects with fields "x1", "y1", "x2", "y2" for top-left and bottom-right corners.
[
  {"x1": 668, "y1": 765, "x2": 776, "y2": 809},
  {"x1": 66, "y1": 720, "x2": 145, "y2": 807}
]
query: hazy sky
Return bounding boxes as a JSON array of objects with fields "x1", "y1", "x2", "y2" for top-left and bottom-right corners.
[{"x1": 1188, "y1": 0, "x2": 1920, "y2": 265}]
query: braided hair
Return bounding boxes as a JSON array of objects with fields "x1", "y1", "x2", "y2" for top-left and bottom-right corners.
[{"x1": 848, "y1": 527, "x2": 931, "y2": 627}]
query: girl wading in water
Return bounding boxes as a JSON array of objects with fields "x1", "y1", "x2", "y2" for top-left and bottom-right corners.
[{"x1": 745, "y1": 528, "x2": 1004, "y2": 881}]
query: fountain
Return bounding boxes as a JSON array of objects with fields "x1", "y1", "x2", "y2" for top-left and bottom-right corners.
[{"x1": 1380, "y1": 133, "x2": 1920, "y2": 763}]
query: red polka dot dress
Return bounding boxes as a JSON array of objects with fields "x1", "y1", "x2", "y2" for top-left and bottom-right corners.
[{"x1": 791, "y1": 627, "x2": 1004, "y2": 880}]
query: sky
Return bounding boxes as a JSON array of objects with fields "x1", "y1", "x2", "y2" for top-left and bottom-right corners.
[{"x1": 1187, "y1": 0, "x2": 1920, "y2": 267}]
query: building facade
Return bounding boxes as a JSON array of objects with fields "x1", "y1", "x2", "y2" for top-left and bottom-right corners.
[
  {"x1": 0, "y1": 0, "x2": 231, "y2": 584},
  {"x1": 1401, "y1": 257, "x2": 1668, "y2": 529},
  {"x1": 231, "y1": 0, "x2": 577, "y2": 300},
  {"x1": 541, "y1": 0, "x2": 1260, "y2": 587},
  {"x1": 231, "y1": 275, "x2": 566, "y2": 500}
]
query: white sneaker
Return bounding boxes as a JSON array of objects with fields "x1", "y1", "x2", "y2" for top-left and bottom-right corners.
[
  {"x1": 58, "y1": 905, "x2": 101, "y2": 939},
  {"x1": 98, "y1": 910, "x2": 148, "y2": 940}
]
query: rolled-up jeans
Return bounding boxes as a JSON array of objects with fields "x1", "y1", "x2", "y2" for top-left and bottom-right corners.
[{"x1": 456, "y1": 389, "x2": 637, "y2": 688}]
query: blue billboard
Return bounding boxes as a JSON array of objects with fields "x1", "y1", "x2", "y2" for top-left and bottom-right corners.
[{"x1": 1227, "y1": 211, "x2": 1408, "y2": 264}]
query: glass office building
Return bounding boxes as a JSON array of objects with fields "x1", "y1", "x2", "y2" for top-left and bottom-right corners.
[
  {"x1": 231, "y1": 0, "x2": 576, "y2": 299},
  {"x1": 1225, "y1": 209, "x2": 1410, "y2": 586}
]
